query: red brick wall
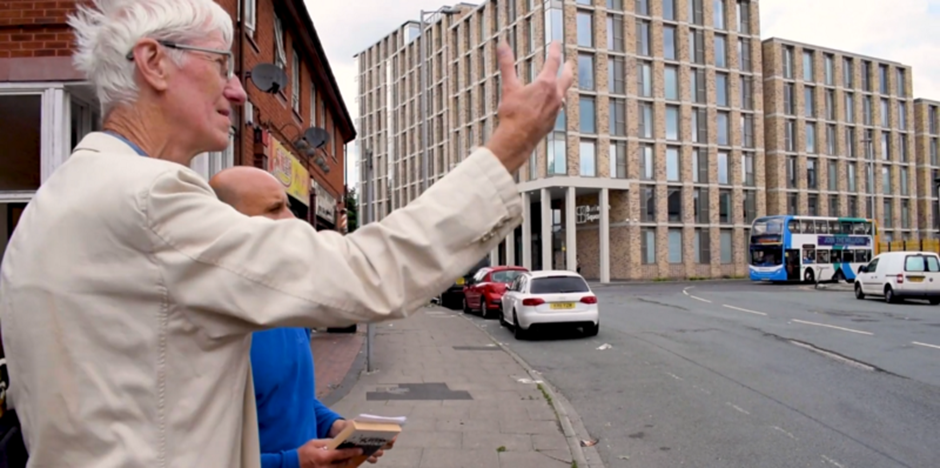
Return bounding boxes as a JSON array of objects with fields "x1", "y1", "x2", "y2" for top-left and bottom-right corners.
[{"x1": 0, "y1": 0, "x2": 77, "y2": 59}]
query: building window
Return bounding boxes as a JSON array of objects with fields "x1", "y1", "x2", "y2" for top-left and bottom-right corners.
[
  {"x1": 717, "y1": 111, "x2": 729, "y2": 146},
  {"x1": 900, "y1": 136, "x2": 907, "y2": 162},
  {"x1": 638, "y1": 61, "x2": 653, "y2": 97},
  {"x1": 804, "y1": 86, "x2": 815, "y2": 117},
  {"x1": 636, "y1": 0, "x2": 650, "y2": 15},
  {"x1": 883, "y1": 198, "x2": 893, "y2": 225},
  {"x1": 881, "y1": 132, "x2": 890, "y2": 160},
  {"x1": 736, "y1": 0, "x2": 749, "y2": 33},
  {"x1": 695, "y1": 229, "x2": 711, "y2": 264},
  {"x1": 291, "y1": 49, "x2": 300, "y2": 113},
  {"x1": 641, "y1": 186, "x2": 656, "y2": 222},
  {"x1": 665, "y1": 65, "x2": 679, "y2": 100},
  {"x1": 828, "y1": 159, "x2": 838, "y2": 191},
  {"x1": 641, "y1": 228, "x2": 656, "y2": 264},
  {"x1": 862, "y1": 61, "x2": 872, "y2": 91},
  {"x1": 713, "y1": 0, "x2": 725, "y2": 28},
  {"x1": 636, "y1": 19, "x2": 650, "y2": 55},
  {"x1": 716, "y1": 72, "x2": 728, "y2": 107},
  {"x1": 694, "y1": 187, "x2": 709, "y2": 223},
  {"x1": 843, "y1": 57, "x2": 854, "y2": 88},
  {"x1": 741, "y1": 152, "x2": 754, "y2": 186},
  {"x1": 578, "y1": 53, "x2": 595, "y2": 90},
  {"x1": 741, "y1": 114, "x2": 754, "y2": 148},
  {"x1": 640, "y1": 144, "x2": 654, "y2": 179},
  {"x1": 802, "y1": 49, "x2": 814, "y2": 81},
  {"x1": 580, "y1": 96, "x2": 596, "y2": 133},
  {"x1": 900, "y1": 167, "x2": 908, "y2": 196},
  {"x1": 880, "y1": 98, "x2": 889, "y2": 127},
  {"x1": 663, "y1": 26, "x2": 677, "y2": 60},
  {"x1": 848, "y1": 196, "x2": 858, "y2": 217},
  {"x1": 879, "y1": 64, "x2": 889, "y2": 94},
  {"x1": 689, "y1": 0, "x2": 704, "y2": 24},
  {"x1": 689, "y1": 29, "x2": 705, "y2": 63},
  {"x1": 693, "y1": 148, "x2": 708, "y2": 183},
  {"x1": 607, "y1": 14, "x2": 624, "y2": 51},
  {"x1": 848, "y1": 163, "x2": 856, "y2": 192},
  {"x1": 740, "y1": 75, "x2": 753, "y2": 110},
  {"x1": 738, "y1": 38, "x2": 751, "y2": 71},
  {"x1": 826, "y1": 124, "x2": 836, "y2": 155},
  {"x1": 691, "y1": 68, "x2": 706, "y2": 102},
  {"x1": 666, "y1": 147, "x2": 680, "y2": 180},
  {"x1": 719, "y1": 189, "x2": 732, "y2": 223},
  {"x1": 825, "y1": 89, "x2": 834, "y2": 120},
  {"x1": 529, "y1": 151, "x2": 538, "y2": 180},
  {"x1": 720, "y1": 230, "x2": 733, "y2": 263},
  {"x1": 785, "y1": 120, "x2": 796, "y2": 152},
  {"x1": 806, "y1": 157, "x2": 817, "y2": 189},
  {"x1": 902, "y1": 199, "x2": 910, "y2": 229},
  {"x1": 309, "y1": 83, "x2": 318, "y2": 126},
  {"x1": 783, "y1": 46, "x2": 794, "y2": 79},
  {"x1": 808, "y1": 194, "x2": 818, "y2": 216},
  {"x1": 844, "y1": 92, "x2": 854, "y2": 123},
  {"x1": 718, "y1": 151, "x2": 729, "y2": 184},
  {"x1": 610, "y1": 98, "x2": 626, "y2": 136},
  {"x1": 668, "y1": 229, "x2": 682, "y2": 263},
  {"x1": 864, "y1": 96, "x2": 873, "y2": 125},
  {"x1": 609, "y1": 56, "x2": 625, "y2": 94},
  {"x1": 744, "y1": 190, "x2": 757, "y2": 223},
  {"x1": 883, "y1": 166, "x2": 891, "y2": 194},
  {"x1": 897, "y1": 68, "x2": 906, "y2": 96},
  {"x1": 692, "y1": 107, "x2": 708, "y2": 143},
  {"x1": 788, "y1": 192, "x2": 798, "y2": 214},
  {"x1": 640, "y1": 102, "x2": 653, "y2": 138},
  {"x1": 609, "y1": 141, "x2": 627, "y2": 178},
  {"x1": 846, "y1": 126, "x2": 856, "y2": 157},
  {"x1": 548, "y1": 132, "x2": 566, "y2": 175},
  {"x1": 662, "y1": 0, "x2": 676, "y2": 20},
  {"x1": 828, "y1": 195, "x2": 839, "y2": 216},
  {"x1": 787, "y1": 156, "x2": 797, "y2": 188},
  {"x1": 243, "y1": 0, "x2": 257, "y2": 32},
  {"x1": 806, "y1": 123, "x2": 816, "y2": 153},
  {"x1": 784, "y1": 83, "x2": 795, "y2": 115},
  {"x1": 577, "y1": 11, "x2": 593, "y2": 47},
  {"x1": 580, "y1": 140, "x2": 596, "y2": 176},
  {"x1": 665, "y1": 105, "x2": 679, "y2": 140},
  {"x1": 899, "y1": 101, "x2": 907, "y2": 130},
  {"x1": 824, "y1": 54, "x2": 834, "y2": 85},
  {"x1": 714, "y1": 34, "x2": 726, "y2": 67},
  {"x1": 273, "y1": 14, "x2": 287, "y2": 70},
  {"x1": 667, "y1": 188, "x2": 682, "y2": 222}
]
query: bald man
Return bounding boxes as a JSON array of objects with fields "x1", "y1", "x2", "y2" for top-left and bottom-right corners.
[{"x1": 209, "y1": 167, "x2": 389, "y2": 468}]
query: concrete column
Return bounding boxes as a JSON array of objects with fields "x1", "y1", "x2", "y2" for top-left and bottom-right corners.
[
  {"x1": 541, "y1": 188, "x2": 553, "y2": 270},
  {"x1": 522, "y1": 192, "x2": 532, "y2": 270},
  {"x1": 505, "y1": 229, "x2": 516, "y2": 266},
  {"x1": 599, "y1": 188, "x2": 611, "y2": 283},
  {"x1": 565, "y1": 186, "x2": 577, "y2": 271}
]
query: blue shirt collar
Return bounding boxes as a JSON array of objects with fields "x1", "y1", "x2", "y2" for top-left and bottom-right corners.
[{"x1": 103, "y1": 130, "x2": 148, "y2": 157}]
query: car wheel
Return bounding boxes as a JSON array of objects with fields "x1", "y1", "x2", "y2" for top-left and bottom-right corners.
[
  {"x1": 930, "y1": 298, "x2": 940, "y2": 305},
  {"x1": 499, "y1": 309, "x2": 510, "y2": 327},
  {"x1": 884, "y1": 286, "x2": 896, "y2": 304},
  {"x1": 854, "y1": 282, "x2": 865, "y2": 300},
  {"x1": 583, "y1": 321, "x2": 599, "y2": 337},
  {"x1": 513, "y1": 311, "x2": 527, "y2": 340},
  {"x1": 480, "y1": 303, "x2": 489, "y2": 319}
]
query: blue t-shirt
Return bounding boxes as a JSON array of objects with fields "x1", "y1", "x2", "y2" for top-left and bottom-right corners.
[{"x1": 251, "y1": 328, "x2": 343, "y2": 468}]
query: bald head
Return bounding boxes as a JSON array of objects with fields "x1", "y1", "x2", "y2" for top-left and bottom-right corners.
[{"x1": 209, "y1": 166, "x2": 295, "y2": 220}]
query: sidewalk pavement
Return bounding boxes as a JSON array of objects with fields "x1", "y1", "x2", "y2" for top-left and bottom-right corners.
[
  {"x1": 310, "y1": 327, "x2": 364, "y2": 400},
  {"x1": 803, "y1": 280, "x2": 855, "y2": 292},
  {"x1": 329, "y1": 306, "x2": 598, "y2": 468}
]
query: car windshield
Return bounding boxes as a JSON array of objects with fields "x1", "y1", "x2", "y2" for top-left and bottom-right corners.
[
  {"x1": 904, "y1": 255, "x2": 940, "y2": 273},
  {"x1": 490, "y1": 270, "x2": 524, "y2": 283},
  {"x1": 530, "y1": 276, "x2": 590, "y2": 294}
]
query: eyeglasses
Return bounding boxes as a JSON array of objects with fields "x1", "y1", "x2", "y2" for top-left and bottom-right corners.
[{"x1": 126, "y1": 40, "x2": 234, "y2": 80}]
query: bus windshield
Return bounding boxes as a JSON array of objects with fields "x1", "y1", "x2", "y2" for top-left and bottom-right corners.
[
  {"x1": 751, "y1": 217, "x2": 784, "y2": 236},
  {"x1": 750, "y1": 245, "x2": 783, "y2": 266}
]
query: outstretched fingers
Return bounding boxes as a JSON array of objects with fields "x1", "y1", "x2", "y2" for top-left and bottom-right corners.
[
  {"x1": 497, "y1": 42, "x2": 521, "y2": 93},
  {"x1": 556, "y1": 59, "x2": 575, "y2": 97},
  {"x1": 539, "y1": 41, "x2": 563, "y2": 81}
]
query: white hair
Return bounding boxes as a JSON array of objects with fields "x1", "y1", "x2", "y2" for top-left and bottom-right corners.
[{"x1": 68, "y1": 0, "x2": 234, "y2": 117}]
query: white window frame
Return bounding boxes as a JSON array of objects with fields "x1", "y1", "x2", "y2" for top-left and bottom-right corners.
[
  {"x1": 273, "y1": 15, "x2": 287, "y2": 70},
  {"x1": 291, "y1": 49, "x2": 300, "y2": 113},
  {"x1": 243, "y1": 0, "x2": 257, "y2": 33}
]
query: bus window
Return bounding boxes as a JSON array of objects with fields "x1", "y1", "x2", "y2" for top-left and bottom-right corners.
[
  {"x1": 817, "y1": 250, "x2": 830, "y2": 264},
  {"x1": 862, "y1": 222, "x2": 872, "y2": 235},
  {"x1": 840, "y1": 222, "x2": 853, "y2": 233},
  {"x1": 801, "y1": 220, "x2": 816, "y2": 233},
  {"x1": 802, "y1": 245, "x2": 816, "y2": 263},
  {"x1": 842, "y1": 250, "x2": 855, "y2": 263},
  {"x1": 831, "y1": 249, "x2": 843, "y2": 264},
  {"x1": 855, "y1": 250, "x2": 871, "y2": 263},
  {"x1": 816, "y1": 221, "x2": 830, "y2": 234},
  {"x1": 788, "y1": 219, "x2": 801, "y2": 233},
  {"x1": 829, "y1": 221, "x2": 841, "y2": 234}
]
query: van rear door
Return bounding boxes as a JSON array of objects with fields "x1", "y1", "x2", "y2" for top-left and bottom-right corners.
[{"x1": 900, "y1": 253, "x2": 940, "y2": 293}]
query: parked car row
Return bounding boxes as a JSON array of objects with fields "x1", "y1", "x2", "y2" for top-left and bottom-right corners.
[{"x1": 438, "y1": 262, "x2": 600, "y2": 339}]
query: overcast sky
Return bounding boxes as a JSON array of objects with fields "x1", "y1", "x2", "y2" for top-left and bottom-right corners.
[{"x1": 306, "y1": 0, "x2": 940, "y2": 189}]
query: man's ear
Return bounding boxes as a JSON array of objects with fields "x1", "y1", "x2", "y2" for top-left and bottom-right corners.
[{"x1": 130, "y1": 38, "x2": 172, "y2": 92}]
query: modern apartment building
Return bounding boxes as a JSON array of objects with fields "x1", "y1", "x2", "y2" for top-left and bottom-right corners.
[
  {"x1": 914, "y1": 98, "x2": 940, "y2": 238},
  {"x1": 357, "y1": 0, "x2": 764, "y2": 281},
  {"x1": 762, "y1": 39, "x2": 918, "y2": 241}
]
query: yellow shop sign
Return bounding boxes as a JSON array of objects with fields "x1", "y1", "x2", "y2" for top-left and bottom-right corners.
[{"x1": 268, "y1": 137, "x2": 311, "y2": 205}]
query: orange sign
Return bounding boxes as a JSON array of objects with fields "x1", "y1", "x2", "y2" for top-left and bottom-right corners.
[{"x1": 267, "y1": 137, "x2": 310, "y2": 205}]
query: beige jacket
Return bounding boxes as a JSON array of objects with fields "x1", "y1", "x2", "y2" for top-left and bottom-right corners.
[{"x1": 0, "y1": 132, "x2": 522, "y2": 468}]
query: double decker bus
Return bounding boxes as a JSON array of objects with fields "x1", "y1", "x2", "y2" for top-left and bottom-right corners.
[{"x1": 748, "y1": 216, "x2": 877, "y2": 283}]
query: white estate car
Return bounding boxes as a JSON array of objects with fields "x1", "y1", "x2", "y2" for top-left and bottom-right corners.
[
  {"x1": 854, "y1": 251, "x2": 940, "y2": 304},
  {"x1": 500, "y1": 270, "x2": 600, "y2": 339}
]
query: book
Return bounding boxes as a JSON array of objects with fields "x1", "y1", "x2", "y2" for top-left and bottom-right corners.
[{"x1": 327, "y1": 414, "x2": 406, "y2": 467}]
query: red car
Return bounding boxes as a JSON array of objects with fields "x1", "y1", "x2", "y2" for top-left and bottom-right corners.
[{"x1": 462, "y1": 266, "x2": 529, "y2": 318}]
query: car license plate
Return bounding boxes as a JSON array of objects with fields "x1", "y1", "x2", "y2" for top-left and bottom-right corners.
[
  {"x1": 456, "y1": 278, "x2": 465, "y2": 285},
  {"x1": 909, "y1": 276, "x2": 924, "y2": 283},
  {"x1": 550, "y1": 302, "x2": 575, "y2": 310}
]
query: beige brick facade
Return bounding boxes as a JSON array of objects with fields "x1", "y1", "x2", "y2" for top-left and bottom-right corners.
[{"x1": 914, "y1": 98, "x2": 940, "y2": 237}]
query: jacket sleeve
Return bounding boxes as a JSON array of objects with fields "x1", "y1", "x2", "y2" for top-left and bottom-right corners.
[
  {"x1": 261, "y1": 450, "x2": 300, "y2": 468},
  {"x1": 314, "y1": 400, "x2": 343, "y2": 439},
  {"x1": 141, "y1": 147, "x2": 522, "y2": 338}
]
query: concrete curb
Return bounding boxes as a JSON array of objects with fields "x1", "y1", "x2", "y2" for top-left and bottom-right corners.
[{"x1": 455, "y1": 312, "x2": 607, "y2": 468}]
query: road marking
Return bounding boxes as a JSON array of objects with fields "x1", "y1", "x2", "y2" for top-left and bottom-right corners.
[
  {"x1": 913, "y1": 341, "x2": 940, "y2": 350},
  {"x1": 791, "y1": 319, "x2": 874, "y2": 336},
  {"x1": 788, "y1": 340, "x2": 875, "y2": 371},
  {"x1": 665, "y1": 372, "x2": 683, "y2": 381},
  {"x1": 821, "y1": 455, "x2": 846, "y2": 468},
  {"x1": 690, "y1": 295, "x2": 712, "y2": 303},
  {"x1": 726, "y1": 402, "x2": 750, "y2": 415},
  {"x1": 771, "y1": 426, "x2": 797, "y2": 441},
  {"x1": 722, "y1": 304, "x2": 768, "y2": 316}
]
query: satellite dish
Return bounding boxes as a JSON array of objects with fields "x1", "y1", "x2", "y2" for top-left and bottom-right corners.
[
  {"x1": 249, "y1": 64, "x2": 288, "y2": 94},
  {"x1": 303, "y1": 127, "x2": 331, "y2": 149}
]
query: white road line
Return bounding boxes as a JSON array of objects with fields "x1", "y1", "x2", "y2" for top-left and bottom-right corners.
[
  {"x1": 726, "y1": 402, "x2": 750, "y2": 415},
  {"x1": 665, "y1": 372, "x2": 683, "y2": 381},
  {"x1": 821, "y1": 455, "x2": 846, "y2": 468},
  {"x1": 791, "y1": 319, "x2": 873, "y2": 336},
  {"x1": 690, "y1": 295, "x2": 712, "y2": 303},
  {"x1": 913, "y1": 341, "x2": 940, "y2": 350},
  {"x1": 722, "y1": 304, "x2": 768, "y2": 316},
  {"x1": 771, "y1": 426, "x2": 798, "y2": 441}
]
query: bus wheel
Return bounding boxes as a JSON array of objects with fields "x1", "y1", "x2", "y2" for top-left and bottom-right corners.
[{"x1": 804, "y1": 269, "x2": 815, "y2": 284}]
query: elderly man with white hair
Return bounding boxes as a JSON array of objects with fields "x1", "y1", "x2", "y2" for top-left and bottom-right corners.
[{"x1": 0, "y1": 0, "x2": 573, "y2": 467}]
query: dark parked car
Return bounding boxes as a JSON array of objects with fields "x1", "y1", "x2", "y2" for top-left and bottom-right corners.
[{"x1": 439, "y1": 256, "x2": 490, "y2": 310}]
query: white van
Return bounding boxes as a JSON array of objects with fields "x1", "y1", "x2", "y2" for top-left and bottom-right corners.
[{"x1": 854, "y1": 251, "x2": 940, "y2": 304}]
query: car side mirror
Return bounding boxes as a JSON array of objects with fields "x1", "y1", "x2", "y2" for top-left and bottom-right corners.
[{"x1": 858, "y1": 266, "x2": 867, "y2": 273}]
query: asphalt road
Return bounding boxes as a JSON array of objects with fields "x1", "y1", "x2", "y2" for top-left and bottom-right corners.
[{"x1": 463, "y1": 280, "x2": 940, "y2": 468}]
